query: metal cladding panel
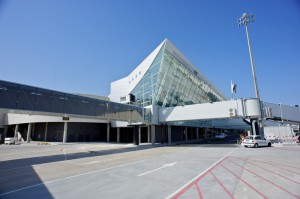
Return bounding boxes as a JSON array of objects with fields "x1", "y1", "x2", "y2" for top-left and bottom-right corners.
[
  {"x1": 263, "y1": 102, "x2": 300, "y2": 122},
  {"x1": 0, "y1": 81, "x2": 18, "y2": 109},
  {"x1": 281, "y1": 104, "x2": 300, "y2": 122},
  {"x1": 63, "y1": 94, "x2": 78, "y2": 115},
  {"x1": 76, "y1": 95, "x2": 88, "y2": 115},
  {"x1": 263, "y1": 102, "x2": 281, "y2": 118},
  {"x1": 85, "y1": 98, "x2": 98, "y2": 116},
  {"x1": 51, "y1": 91, "x2": 65, "y2": 114},
  {"x1": 35, "y1": 88, "x2": 52, "y2": 112},
  {"x1": 17, "y1": 85, "x2": 36, "y2": 110}
]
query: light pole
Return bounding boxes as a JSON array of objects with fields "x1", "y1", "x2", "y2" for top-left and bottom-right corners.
[
  {"x1": 238, "y1": 13, "x2": 263, "y2": 136},
  {"x1": 238, "y1": 13, "x2": 260, "y2": 99}
]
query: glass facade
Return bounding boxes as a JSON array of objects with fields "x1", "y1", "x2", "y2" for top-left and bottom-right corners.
[
  {"x1": 130, "y1": 43, "x2": 166, "y2": 107},
  {"x1": 0, "y1": 80, "x2": 148, "y2": 123},
  {"x1": 131, "y1": 43, "x2": 225, "y2": 107}
]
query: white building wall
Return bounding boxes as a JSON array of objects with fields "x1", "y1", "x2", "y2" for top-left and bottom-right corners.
[
  {"x1": 109, "y1": 39, "x2": 166, "y2": 102},
  {"x1": 109, "y1": 77, "x2": 129, "y2": 102},
  {"x1": 4, "y1": 113, "x2": 109, "y2": 125}
]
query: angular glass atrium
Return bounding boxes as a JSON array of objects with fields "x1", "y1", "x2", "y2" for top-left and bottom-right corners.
[{"x1": 130, "y1": 39, "x2": 226, "y2": 107}]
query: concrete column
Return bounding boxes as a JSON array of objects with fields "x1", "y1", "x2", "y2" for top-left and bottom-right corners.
[
  {"x1": 251, "y1": 120, "x2": 257, "y2": 135},
  {"x1": 117, "y1": 127, "x2": 120, "y2": 143},
  {"x1": 168, "y1": 125, "x2": 171, "y2": 144},
  {"x1": 32, "y1": 123, "x2": 35, "y2": 138},
  {"x1": 44, "y1": 122, "x2": 48, "y2": 141},
  {"x1": 205, "y1": 128, "x2": 207, "y2": 139},
  {"x1": 151, "y1": 125, "x2": 155, "y2": 145},
  {"x1": 107, "y1": 123, "x2": 110, "y2": 142},
  {"x1": 196, "y1": 128, "x2": 199, "y2": 140},
  {"x1": 2, "y1": 126, "x2": 8, "y2": 143},
  {"x1": 26, "y1": 123, "x2": 32, "y2": 143},
  {"x1": 14, "y1": 124, "x2": 19, "y2": 139},
  {"x1": 63, "y1": 122, "x2": 68, "y2": 143},
  {"x1": 133, "y1": 126, "x2": 139, "y2": 145},
  {"x1": 138, "y1": 126, "x2": 141, "y2": 144},
  {"x1": 185, "y1": 127, "x2": 188, "y2": 141},
  {"x1": 4, "y1": 125, "x2": 8, "y2": 137},
  {"x1": 147, "y1": 125, "x2": 150, "y2": 143}
]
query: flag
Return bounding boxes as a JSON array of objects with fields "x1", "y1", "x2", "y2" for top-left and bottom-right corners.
[{"x1": 231, "y1": 81, "x2": 237, "y2": 93}]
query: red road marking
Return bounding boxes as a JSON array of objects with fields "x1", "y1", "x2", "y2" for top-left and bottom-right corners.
[
  {"x1": 230, "y1": 157, "x2": 300, "y2": 184},
  {"x1": 221, "y1": 165, "x2": 268, "y2": 199},
  {"x1": 260, "y1": 162, "x2": 300, "y2": 170},
  {"x1": 230, "y1": 156, "x2": 300, "y2": 169},
  {"x1": 195, "y1": 183, "x2": 203, "y2": 199},
  {"x1": 171, "y1": 157, "x2": 228, "y2": 199},
  {"x1": 271, "y1": 147, "x2": 300, "y2": 152},
  {"x1": 227, "y1": 159, "x2": 300, "y2": 199},
  {"x1": 210, "y1": 171, "x2": 234, "y2": 199},
  {"x1": 234, "y1": 157, "x2": 300, "y2": 175}
]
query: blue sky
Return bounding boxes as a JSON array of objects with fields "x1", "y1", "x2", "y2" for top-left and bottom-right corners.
[{"x1": 0, "y1": 0, "x2": 299, "y2": 105}]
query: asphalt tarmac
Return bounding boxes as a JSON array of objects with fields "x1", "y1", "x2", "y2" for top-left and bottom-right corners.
[{"x1": 0, "y1": 141, "x2": 299, "y2": 199}]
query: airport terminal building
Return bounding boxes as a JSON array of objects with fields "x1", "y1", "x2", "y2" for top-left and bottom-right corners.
[
  {"x1": 0, "y1": 39, "x2": 299, "y2": 144},
  {"x1": 109, "y1": 39, "x2": 226, "y2": 107}
]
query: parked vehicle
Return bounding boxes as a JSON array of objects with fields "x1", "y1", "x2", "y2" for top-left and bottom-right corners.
[
  {"x1": 295, "y1": 132, "x2": 300, "y2": 143},
  {"x1": 215, "y1": 133, "x2": 226, "y2": 139},
  {"x1": 4, "y1": 137, "x2": 16, "y2": 145},
  {"x1": 242, "y1": 135, "x2": 271, "y2": 148}
]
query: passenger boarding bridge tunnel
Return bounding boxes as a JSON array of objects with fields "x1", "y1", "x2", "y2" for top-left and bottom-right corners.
[{"x1": 157, "y1": 98, "x2": 300, "y2": 136}]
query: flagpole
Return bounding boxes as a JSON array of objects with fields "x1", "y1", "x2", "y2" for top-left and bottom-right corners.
[{"x1": 231, "y1": 80, "x2": 233, "y2": 100}]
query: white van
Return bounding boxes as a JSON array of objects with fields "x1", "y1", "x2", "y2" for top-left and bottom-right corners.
[{"x1": 4, "y1": 137, "x2": 16, "y2": 145}]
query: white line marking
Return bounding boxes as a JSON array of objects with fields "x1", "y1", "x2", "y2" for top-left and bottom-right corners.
[
  {"x1": 138, "y1": 162, "x2": 177, "y2": 177},
  {"x1": 166, "y1": 146, "x2": 239, "y2": 199},
  {"x1": 80, "y1": 157, "x2": 124, "y2": 165},
  {"x1": 0, "y1": 159, "x2": 146, "y2": 196},
  {"x1": 60, "y1": 148, "x2": 67, "y2": 161}
]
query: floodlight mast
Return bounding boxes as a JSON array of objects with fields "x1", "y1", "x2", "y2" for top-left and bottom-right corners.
[
  {"x1": 238, "y1": 13, "x2": 260, "y2": 99},
  {"x1": 238, "y1": 13, "x2": 264, "y2": 136}
]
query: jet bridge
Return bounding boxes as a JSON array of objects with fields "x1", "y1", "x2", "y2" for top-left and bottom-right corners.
[
  {"x1": 158, "y1": 99, "x2": 300, "y2": 130},
  {"x1": 158, "y1": 98, "x2": 262, "y2": 123}
]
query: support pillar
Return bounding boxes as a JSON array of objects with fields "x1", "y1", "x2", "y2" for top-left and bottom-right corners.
[
  {"x1": 138, "y1": 126, "x2": 141, "y2": 144},
  {"x1": 205, "y1": 128, "x2": 207, "y2": 139},
  {"x1": 251, "y1": 119, "x2": 258, "y2": 135},
  {"x1": 196, "y1": 128, "x2": 199, "y2": 140},
  {"x1": 133, "y1": 126, "x2": 139, "y2": 145},
  {"x1": 107, "y1": 123, "x2": 110, "y2": 142},
  {"x1": 168, "y1": 125, "x2": 171, "y2": 144},
  {"x1": 27, "y1": 123, "x2": 32, "y2": 143},
  {"x1": 14, "y1": 124, "x2": 19, "y2": 139},
  {"x1": 4, "y1": 126, "x2": 8, "y2": 138},
  {"x1": 2, "y1": 126, "x2": 8, "y2": 144},
  {"x1": 117, "y1": 127, "x2": 120, "y2": 143},
  {"x1": 185, "y1": 127, "x2": 188, "y2": 141},
  {"x1": 32, "y1": 123, "x2": 35, "y2": 138},
  {"x1": 151, "y1": 125, "x2": 155, "y2": 145},
  {"x1": 44, "y1": 122, "x2": 48, "y2": 141},
  {"x1": 63, "y1": 122, "x2": 68, "y2": 143},
  {"x1": 147, "y1": 125, "x2": 150, "y2": 143}
]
